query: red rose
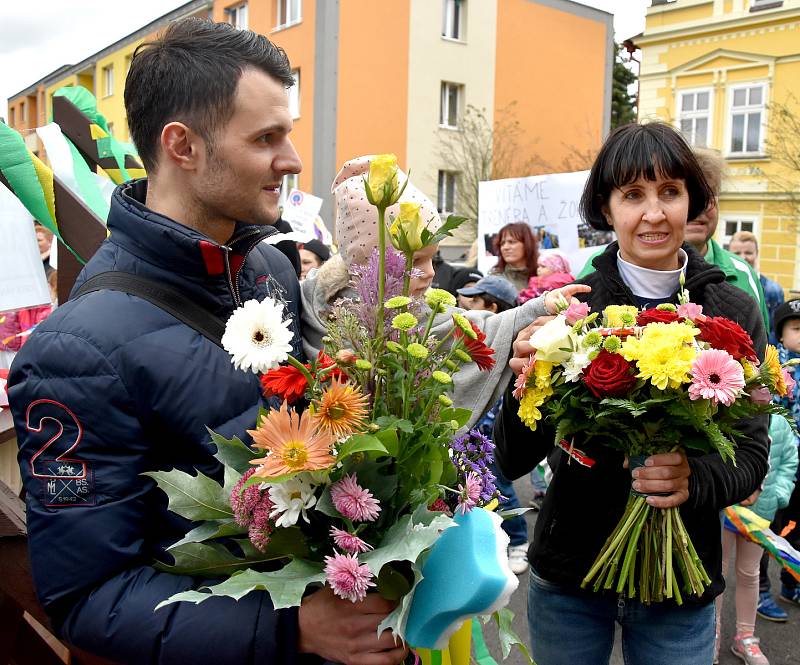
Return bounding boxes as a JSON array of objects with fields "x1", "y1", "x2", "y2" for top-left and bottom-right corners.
[
  {"x1": 636, "y1": 309, "x2": 682, "y2": 326},
  {"x1": 695, "y1": 316, "x2": 757, "y2": 361},
  {"x1": 582, "y1": 350, "x2": 638, "y2": 398}
]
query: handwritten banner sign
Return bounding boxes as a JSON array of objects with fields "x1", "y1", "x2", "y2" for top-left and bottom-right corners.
[
  {"x1": 0, "y1": 182, "x2": 51, "y2": 313},
  {"x1": 477, "y1": 170, "x2": 612, "y2": 278}
]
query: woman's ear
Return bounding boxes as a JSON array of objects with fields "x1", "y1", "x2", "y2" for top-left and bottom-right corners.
[{"x1": 601, "y1": 204, "x2": 612, "y2": 228}]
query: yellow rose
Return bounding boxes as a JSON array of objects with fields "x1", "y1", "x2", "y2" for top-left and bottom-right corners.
[
  {"x1": 366, "y1": 154, "x2": 399, "y2": 207},
  {"x1": 390, "y1": 202, "x2": 425, "y2": 253}
]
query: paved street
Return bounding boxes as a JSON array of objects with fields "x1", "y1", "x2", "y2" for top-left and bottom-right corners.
[{"x1": 480, "y1": 477, "x2": 800, "y2": 665}]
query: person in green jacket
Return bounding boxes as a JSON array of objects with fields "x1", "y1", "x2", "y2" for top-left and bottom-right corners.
[{"x1": 577, "y1": 147, "x2": 770, "y2": 331}]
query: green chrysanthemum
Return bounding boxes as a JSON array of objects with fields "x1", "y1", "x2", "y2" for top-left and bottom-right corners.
[
  {"x1": 583, "y1": 331, "x2": 602, "y2": 348},
  {"x1": 454, "y1": 349, "x2": 472, "y2": 363},
  {"x1": 407, "y1": 343, "x2": 429, "y2": 360},
  {"x1": 438, "y1": 395, "x2": 453, "y2": 407},
  {"x1": 602, "y1": 335, "x2": 622, "y2": 353},
  {"x1": 392, "y1": 312, "x2": 418, "y2": 331},
  {"x1": 385, "y1": 341, "x2": 404, "y2": 354},
  {"x1": 355, "y1": 359, "x2": 372, "y2": 370},
  {"x1": 425, "y1": 288, "x2": 456, "y2": 310},
  {"x1": 452, "y1": 314, "x2": 477, "y2": 340},
  {"x1": 385, "y1": 296, "x2": 412, "y2": 309},
  {"x1": 656, "y1": 303, "x2": 677, "y2": 312},
  {"x1": 445, "y1": 360, "x2": 458, "y2": 371},
  {"x1": 431, "y1": 371, "x2": 453, "y2": 384}
]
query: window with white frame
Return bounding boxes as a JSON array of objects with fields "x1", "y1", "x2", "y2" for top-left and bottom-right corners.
[
  {"x1": 226, "y1": 2, "x2": 248, "y2": 30},
  {"x1": 721, "y1": 217, "x2": 757, "y2": 247},
  {"x1": 437, "y1": 171, "x2": 458, "y2": 215},
  {"x1": 440, "y1": 82, "x2": 462, "y2": 128},
  {"x1": 678, "y1": 89, "x2": 711, "y2": 147},
  {"x1": 729, "y1": 84, "x2": 766, "y2": 155},
  {"x1": 279, "y1": 173, "x2": 299, "y2": 209},
  {"x1": 442, "y1": 0, "x2": 465, "y2": 40},
  {"x1": 288, "y1": 70, "x2": 300, "y2": 119},
  {"x1": 276, "y1": 0, "x2": 301, "y2": 29},
  {"x1": 102, "y1": 65, "x2": 114, "y2": 97}
]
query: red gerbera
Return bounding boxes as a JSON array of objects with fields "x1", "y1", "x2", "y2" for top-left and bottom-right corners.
[
  {"x1": 260, "y1": 363, "x2": 308, "y2": 403},
  {"x1": 453, "y1": 321, "x2": 496, "y2": 371}
]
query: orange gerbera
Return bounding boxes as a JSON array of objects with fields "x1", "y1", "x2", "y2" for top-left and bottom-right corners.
[
  {"x1": 248, "y1": 402, "x2": 336, "y2": 478},
  {"x1": 312, "y1": 379, "x2": 369, "y2": 438},
  {"x1": 763, "y1": 345, "x2": 787, "y2": 396}
]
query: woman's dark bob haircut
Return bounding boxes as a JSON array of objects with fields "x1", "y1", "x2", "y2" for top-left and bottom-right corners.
[{"x1": 579, "y1": 122, "x2": 714, "y2": 232}]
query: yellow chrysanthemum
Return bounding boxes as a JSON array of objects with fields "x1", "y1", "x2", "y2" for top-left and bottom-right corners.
[
  {"x1": 604, "y1": 305, "x2": 639, "y2": 328},
  {"x1": 518, "y1": 391, "x2": 545, "y2": 430},
  {"x1": 312, "y1": 379, "x2": 369, "y2": 438},
  {"x1": 533, "y1": 361, "x2": 555, "y2": 390},
  {"x1": 621, "y1": 322, "x2": 698, "y2": 390},
  {"x1": 762, "y1": 345, "x2": 787, "y2": 395}
]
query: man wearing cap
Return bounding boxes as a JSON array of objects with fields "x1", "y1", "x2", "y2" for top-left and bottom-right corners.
[{"x1": 456, "y1": 275, "x2": 518, "y2": 313}]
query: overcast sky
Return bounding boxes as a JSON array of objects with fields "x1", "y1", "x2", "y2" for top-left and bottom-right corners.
[{"x1": 0, "y1": 0, "x2": 650, "y2": 121}]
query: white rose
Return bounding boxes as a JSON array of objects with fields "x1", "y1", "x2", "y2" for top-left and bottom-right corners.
[{"x1": 530, "y1": 315, "x2": 576, "y2": 364}]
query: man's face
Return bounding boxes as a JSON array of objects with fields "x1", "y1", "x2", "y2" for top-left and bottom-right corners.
[
  {"x1": 728, "y1": 239, "x2": 758, "y2": 268},
  {"x1": 685, "y1": 198, "x2": 719, "y2": 250},
  {"x1": 192, "y1": 68, "x2": 302, "y2": 229}
]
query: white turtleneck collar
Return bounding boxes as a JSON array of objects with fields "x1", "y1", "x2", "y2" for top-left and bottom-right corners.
[{"x1": 616, "y1": 249, "x2": 688, "y2": 299}]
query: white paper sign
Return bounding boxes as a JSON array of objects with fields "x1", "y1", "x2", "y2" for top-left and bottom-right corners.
[
  {"x1": 281, "y1": 188, "x2": 324, "y2": 241},
  {"x1": 0, "y1": 182, "x2": 51, "y2": 312},
  {"x1": 477, "y1": 170, "x2": 613, "y2": 277}
]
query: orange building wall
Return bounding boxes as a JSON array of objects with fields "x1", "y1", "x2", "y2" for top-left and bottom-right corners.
[
  {"x1": 213, "y1": 1, "x2": 316, "y2": 191},
  {"x1": 494, "y1": 0, "x2": 609, "y2": 172},
  {"x1": 336, "y1": 0, "x2": 410, "y2": 169}
]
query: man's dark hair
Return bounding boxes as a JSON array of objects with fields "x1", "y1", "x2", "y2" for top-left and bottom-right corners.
[
  {"x1": 473, "y1": 293, "x2": 515, "y2": 313},
  {"x1": 579, "y1": 122, "x2": 714, "y2": 231},
  {"x1": 125, "y1": 18, "x2": 295, "y2": 172}
]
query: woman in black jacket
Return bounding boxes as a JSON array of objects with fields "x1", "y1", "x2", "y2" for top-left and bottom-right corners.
[{"x1": 494, "y1": 123, "x2": 769, "y2": 665}]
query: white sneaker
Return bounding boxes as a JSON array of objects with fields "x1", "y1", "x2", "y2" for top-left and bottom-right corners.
[{"x1": 508, "y1": 543, "x2": 529, "y2": 575}]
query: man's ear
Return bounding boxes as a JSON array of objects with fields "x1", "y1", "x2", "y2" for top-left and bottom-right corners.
[
  {"x1": 160, "y1": 121, "x2": 203, "y2": 171},
  {"x1": 490, "y1": 302, "x2": 499, "y2": 314}
]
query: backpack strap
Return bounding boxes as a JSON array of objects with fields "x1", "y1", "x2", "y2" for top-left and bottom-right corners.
[{"x1": 72, "y1": 272, "x2": 226, "y2": 347}]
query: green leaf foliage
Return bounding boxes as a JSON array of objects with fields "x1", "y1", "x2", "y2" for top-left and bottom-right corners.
[
  {"x1": 208, "y1": 429, "x2": 257, "y2": 473},
  {"x1": 337, "y1": 433, "x2": 389, "y2": 461},
  {"x1": 156, "y1": 558, "x2": 327, "y2": 611},
  {"x1": 493, "y1": 608, "x2": 534, "y2": 663},
  {"x1": 143, "y1": 468, "x2": 233, "y2": 521},
  {"x1": 361, "y1": 513, "x2": 454, "y2": 576},
  {"x1": 439, "y1": 407, "x2": 471, "y2": 428},
  {"x1": 167, "y1": 519, "x2": 247, "y2": 550}
]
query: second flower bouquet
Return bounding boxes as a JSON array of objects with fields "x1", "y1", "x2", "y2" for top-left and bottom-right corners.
[{"x1": 514, "y1": 293, "x2": 795, "y2": 604}]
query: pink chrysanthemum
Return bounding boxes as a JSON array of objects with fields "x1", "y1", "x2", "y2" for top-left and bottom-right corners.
[
  {"x1": 689, "y1": 349, "x2": 745, "y2": 406},
  {"x1": 324, "y1": 551, "x2": 375, "y2": 602},
  {"x1": 512, "y1": 355, "x2": 536, "y2": 400},
  {"x1": 456, "y1": 472, "x2": 482, "y2": 515},
  {"x1": 330, "y1": 527, "x2": 373, "y2": 554},
  {"x1": 677, "y1": 302, "x2": 704, "y2": 321},
  {"x1": 330, "y1": 474, "x2": 381, "y2": 522}
]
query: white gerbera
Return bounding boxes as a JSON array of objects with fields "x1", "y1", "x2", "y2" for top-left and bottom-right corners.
[
  {"x1": 268, "y1": 476, "x2": 317, "y2": 528},
  {"x1": 221, "y1": 298, "x2": 294, "y2": 373}
]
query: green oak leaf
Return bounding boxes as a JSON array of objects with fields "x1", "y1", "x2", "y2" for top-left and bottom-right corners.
[
  {"x1": 208, "y1": 429, "x2": 258, "y2": 473},
  {"x1": 361, "y1": 513, "x2": 454, "y2": 576},
  {"x1": 143, "y1": 468, "x2": 232, "y2": 521},
  {"x1": 493, "y1": 608, "x2": 534, "y2": 663},
  {"x1": 167, "y1": 519, "x2": 247, "y2": 550}
]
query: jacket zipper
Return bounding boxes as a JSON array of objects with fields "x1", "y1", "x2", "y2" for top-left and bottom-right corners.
[{"x1": 221, "y1": 226, "x2": 277, "y2": 308}]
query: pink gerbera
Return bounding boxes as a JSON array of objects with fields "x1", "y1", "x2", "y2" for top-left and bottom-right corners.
[
  {"x1": 689, "y1": 349, "x2": 745, "y2": 406},
  {"x1": 324, "y1": 551, "x2": 375, "y2": 602},
  {"x1": 330, "y1": 527, "x2": 373, "y2": 554},
  {"x1": 330, "y1": 474, "x2": 381, "y2": 522},
  {"x1": 513, "y1": 355, "x2": 536, "y2": 400},
  {"x1": 456, "y1": 472, "x2": 482, "y2": 515}
]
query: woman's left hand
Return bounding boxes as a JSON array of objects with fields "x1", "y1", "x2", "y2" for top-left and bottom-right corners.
[{"x1": 628, "y1": 451, "x2": 691, "y2": 508}]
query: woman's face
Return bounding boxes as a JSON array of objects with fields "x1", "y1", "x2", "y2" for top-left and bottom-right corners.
[
  {"x1": 499, "y1": 233, "x2": 526, "y2": 268},
  {"x1": 604, "y1": 175, "x2": 689, "y2": 271}
]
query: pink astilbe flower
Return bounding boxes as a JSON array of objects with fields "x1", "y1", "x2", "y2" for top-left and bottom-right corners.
[
  {"x1": 456, "y1": 472, "x2": 482, "y2": 515},
  {"x1": 330, "y1": 474, "x2": 381, "y2": 522},
  {"x1": 513, "y1": 356, "x2": 536, "y2": 400},
  {"x1": 324, "y1": 551, "x2": 375, "y2": 602},
  {"x1": 330, "y1": 527, "x2": 373, "y2": 554},
  {"x1": 677, "y1": 302, "x2": 704, "y2": 321},
  {"x1": 689, "y1": 349, "x2": 745, "y2": 406},
  {"x1": 230, "y1": 467, "x2": 276, "y2": 551},
  {"x1": 564, "y1": 302, "x2": 590, "y2": 325}
]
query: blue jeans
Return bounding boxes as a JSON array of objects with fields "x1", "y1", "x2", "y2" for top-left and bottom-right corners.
[
  {"x1": 527, "y1": 569, "x2": 716, "y2": 665},
  {"x1": 490, "y1": 461, "x2": 528, "y2": 546}
]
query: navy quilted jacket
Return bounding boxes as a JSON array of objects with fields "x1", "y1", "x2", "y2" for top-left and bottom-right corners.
[{"x1": 8, "y1": 180, "x2": 310, "y2": 664}]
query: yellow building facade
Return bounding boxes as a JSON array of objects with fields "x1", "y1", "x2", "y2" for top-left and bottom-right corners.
[{"x1": 637, "y1": 0, "x2": 800, "y2": 290}]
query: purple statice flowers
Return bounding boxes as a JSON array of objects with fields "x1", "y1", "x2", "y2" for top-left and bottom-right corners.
[{"x1": 449, "y1": 429, "x2": 504, "y2": 513}]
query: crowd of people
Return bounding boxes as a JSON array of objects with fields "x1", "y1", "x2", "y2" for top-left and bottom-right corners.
[{"x1": 3, "y1": 16, "x2": 799, "y2": 665}]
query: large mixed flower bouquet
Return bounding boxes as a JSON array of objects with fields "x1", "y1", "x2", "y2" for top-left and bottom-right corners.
[
  {"x1": 514, "y1": 289, "x2": 795, "y2": 604},
  {"x1": 148, "y1": 155, "x2": 529, "y2": 662}
]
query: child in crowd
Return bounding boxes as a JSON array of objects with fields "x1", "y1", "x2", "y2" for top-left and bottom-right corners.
[
  {"x1": 715, "y1": 415, "x2": 797, "y2": 665},
  {"x1": 517, "y1": 250, "x2": 575, "y2": 303},
  {"x1": 458, "y1": 275, "x2": 530, "y2": 575},
  {"x1": 757, "y1": 300, "x2": 800, "y2": 620}
]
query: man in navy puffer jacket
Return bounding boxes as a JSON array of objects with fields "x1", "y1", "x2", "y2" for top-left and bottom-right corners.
[{"x1": 8, "y1": 18, "x2": 405, "y2": 665}]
